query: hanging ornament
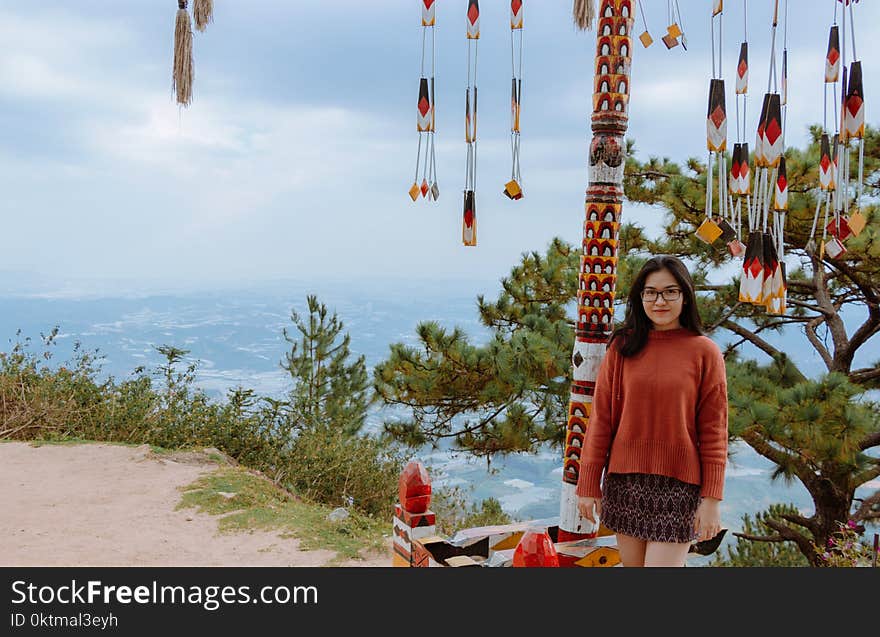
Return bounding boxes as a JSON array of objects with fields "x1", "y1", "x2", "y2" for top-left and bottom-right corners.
[
  {"x1": 662, "y1": 0, "x2": 686, "y2": 49},
  {"x1": 843, "y1": 61, "x2": 865, "y2": 140},
  {"x1": 825, "y1": 25, "x2": 841, "y2": 83},
  {"x1": 504, "y1": 0, "x2": 525, "y2": 200},
  {"x1": 822, "y1": 0, "x2": 867, "y2": 257},
  {"x1": 773, "y1": 156, "x2": 788, "y2": 212},
  {"x1": 463, "y1": 0, "x2": 480, "y2": 245},
  {"x1": 763, "y1": 0, "x2": 788, "y2": 315},
  {"x1": 172, "y1": 0, "x2": 194, "y2": 107},
  {"x1": 462, "y1": 190, "x2": 476, "y2": 246},
  {"x1": 193, "y1": 0, "x2": 214, "y2": 33},
  {"x1": 765, "y1": 218, "x2": 787, "y2": 314},
  {"x1": 636, "y1": 0, "x2": 653, "y2": 47},
  {"x1": 740, "y1": 231, "x2": 765, "y2": 303},
  {"x1": 572, "y1": 0, "x2": 596, "y2": 32},
  {"x1": 410, "y1": 1, "x2": 439, "y2": 202},
  {"x1": 725, "y1": 0, "x2": 749, "y2": 259},
  {"x1": 819, "y1": 134, "x2": 836, "y2": 191},
  {"x1": 741, "y1": 0, "x2": 787, "y2": 308},
  {"x1": 697, "y1": 5, "x2": 729, "y2": 247},
  {"x1": 735, "y1": 42, "x2": 749, "y2": 94},
  {"x1": 811, "y1": 3, "x2": 843, "y2": 258}
]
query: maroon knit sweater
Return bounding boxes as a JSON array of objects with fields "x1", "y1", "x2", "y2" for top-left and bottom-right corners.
[{"x1": 575, "y1": 327, "x2": 729, "y2": 500}]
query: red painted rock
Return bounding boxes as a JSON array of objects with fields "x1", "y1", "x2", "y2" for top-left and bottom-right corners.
[
  {"x1": 398, "y1": 460, "x2": 431, "y2": 513},
  {"x1": 512, "y1": 529, "x2": 560, "y2": 567}
]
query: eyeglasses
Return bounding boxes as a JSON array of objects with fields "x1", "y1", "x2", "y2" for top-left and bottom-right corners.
[{"x1": 641, "y1": 288, "x2": 682, "y2": 302}]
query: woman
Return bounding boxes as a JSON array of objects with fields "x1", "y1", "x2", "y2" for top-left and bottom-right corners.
[{"x1": 576, "y1": 255, "x2": 728, "y2": 567}]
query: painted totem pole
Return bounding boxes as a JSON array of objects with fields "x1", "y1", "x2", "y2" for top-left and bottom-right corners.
[{"x1": 558, "y1": 0, "x2": 633, "y2": 543}]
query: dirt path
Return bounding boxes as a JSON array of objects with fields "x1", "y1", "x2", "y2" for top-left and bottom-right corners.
[{"x1": 0, "y1": 442, "x2": 390, "y2": 567}]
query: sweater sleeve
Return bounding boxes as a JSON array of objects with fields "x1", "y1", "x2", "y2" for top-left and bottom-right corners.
[
  {"x1": 696, "y1": 346, "x2": 729, "y2": 499},
  {"x1": 575, "y1": 345, "x2": 617, "y2": 499}
]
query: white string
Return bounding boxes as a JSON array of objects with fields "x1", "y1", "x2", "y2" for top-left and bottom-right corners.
[
  {"x1": 848, "y1": 0, "x2": 858, "y2": 61},
  {"x1": 518, "y1": 25, "x2": 523, "y2": 187},
  {"x1": 824, "y1": 83, "x2": 828, "y2": 132},
  {"x1": 857, "y1": 139, "x2": 864, "y2": 212},
  {"x1": 674, "y1": 0, "x2": 686, "y2": 48},
  {"x1": 711, "y1": 14, "x2": 716, "y2": 78},
  {"x1": 706, "y1": 153, "x2": 714, "y2": 218},
  {"x1": 638, "y1": 0, "x2": 649, "y2": 33},
  {"x1": 719, "y1": 4, "x2": 723, "y2": 80},
  {"x1": 431, "y1": 25, "x2": 437, "y2": 189},
  {"x1": 822, "y1": 193, "x2": 830, "y2": 242},
  {"x1": 781, "y1": 0, "x2": 788, "y2": 149},
  {"x1": 810, "y1": 197, "x2": 822, "y2": 243},
  {"x1": 414, "y1": 134, "x2": 422, "y2": 184},
  {"x1": 420, "y1": 24, "x2": 426, "y2": 77},
  {"x1": 510, "y1": 26, "x2": 516, "y2": 81},
  {"x1": 721, "y1": 154, "x2": 728, "y2": 221}
]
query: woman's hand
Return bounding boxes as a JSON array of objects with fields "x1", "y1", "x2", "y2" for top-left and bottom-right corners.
[
  {"x1": 577, "y1": 496, "x2": 602, "y2": 524},
  {"x1": 694, "y1": 497, "x2": 721, "y2": 542}
]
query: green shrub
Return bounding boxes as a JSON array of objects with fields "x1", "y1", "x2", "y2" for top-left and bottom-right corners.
[
  {"x1": 0, "y1": 322, "x2": 404, "y2": 522},
  {"x1": 283, "y1": 424, "x2": 406, "y2": 518}
]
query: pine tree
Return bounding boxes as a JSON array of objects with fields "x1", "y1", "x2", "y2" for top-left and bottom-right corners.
[
  {"x1": 374, "y1": 128, "x2": 880, "y2": 564},
  {"x1": 283, "y1": 295, "x2": 368, "y2": 436}
]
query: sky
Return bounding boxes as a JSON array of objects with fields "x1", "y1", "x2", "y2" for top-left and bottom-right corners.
[{"x1": 0, "y1": 0, "x2": 877, "y2": 292}]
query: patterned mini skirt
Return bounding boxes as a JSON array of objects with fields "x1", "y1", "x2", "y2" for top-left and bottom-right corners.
[{"x1": 600, "y1": 472, "x2": 701, "y2": 544}]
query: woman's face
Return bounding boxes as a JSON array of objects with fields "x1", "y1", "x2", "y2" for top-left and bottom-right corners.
[{"x1": 641, "y1": 268, "x2": 684, "y2": 331}]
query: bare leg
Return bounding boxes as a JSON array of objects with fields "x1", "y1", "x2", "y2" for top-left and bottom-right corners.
[
  {"x1": 615, "y1": 533, "x2": 647, "y2": 567},
  {"x1": 643, "y1": 541, "x2": 691, "y2": 567}
]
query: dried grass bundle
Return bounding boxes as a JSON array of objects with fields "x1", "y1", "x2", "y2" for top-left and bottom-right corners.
[
  {"x1": 193, "y1": 0, "x2": 214, "y2": 33},
  {"x1": 573, "y1": 0, "x2": 596, "y2": 31},
  {"x1": 173, "y1": 0, "x2": 194, "y2": 106}
]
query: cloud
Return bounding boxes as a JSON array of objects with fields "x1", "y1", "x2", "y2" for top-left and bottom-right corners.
[
  {"x1": 1, "y1": 1, "x2": 879, "y2": 287},
  {"x1": 0, "y1": 8, "x2": 136, "y2": 102}
]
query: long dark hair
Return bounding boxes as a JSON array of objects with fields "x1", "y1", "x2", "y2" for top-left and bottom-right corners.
[{"x1": 609, "y1": 255, "x2": 704, "y2": 357}]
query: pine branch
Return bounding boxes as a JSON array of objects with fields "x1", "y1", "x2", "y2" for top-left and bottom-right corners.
[
  {"x1": 825, "y1": 257, "x2": 880, "y2": 305},
  {"x1": 852, "y1": 464, "x2": 880, "y2": 487},
  {"x1": 778, "y1": 512, "x2": 818, "y2": 536},
  {"x1": 412, "y1": 398, "x2": 519, "y2": 442},
  {"x1": 741, "y1": 429, "x2": 818, "y2": 493},
  {"x1": 732, "y1": 532, "x2": 785, "y2": 543},
  {"x1": 706, "y1": 302, "x2": 743, "y2": 332},
  {"x1": 811, "y1": 255, "x2": 852, "y2": 366},
  {"x1": 762, "y1": 518, "x2": 817, "y2": 559},
  {"x1": 852, "y1": 491, "x2": 880, "y2": 522},
  {"x1": 721, "y1": 320, "x2": 784, "y2": 360},
  {"x1": 785, "y1": 281, "x2": 819, "y2": 293},
  {"x1": 819, "y1": 257, "x2": 880, "y2": 372},
  {"x1": 852, "y1": 491, "x2": 880, "y2": 523},
  {"x1": 460, "y1": 399, "x2": 522, "y2": 441},
  {"x1": 859, "y1": 431, "x2": 880, "y2": 451},
  {"x1": 805, "y1": 315, "x2": 835, "y2": 370},
  {"x1": 785, "y1": 299, "x2": 835, "y2": 316}
]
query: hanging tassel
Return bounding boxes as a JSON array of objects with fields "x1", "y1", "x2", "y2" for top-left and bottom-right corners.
[
  {"x1": 573, "y1": 0, "x2": 596, "y2": 31},
  {"x1": 173, "y1": 0, "x2": 194, "y2": 107},
  {"x1": 193, "y1": 0, "x2": 214, "y2": 33}
]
